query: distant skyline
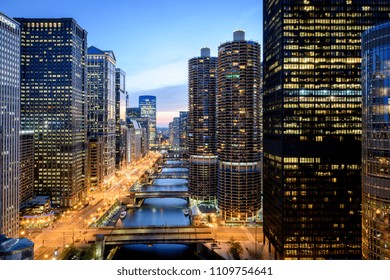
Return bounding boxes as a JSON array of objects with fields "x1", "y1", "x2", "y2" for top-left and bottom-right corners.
[{"x1": 1, "y1": 0, "x2": 262, "y2": 126}]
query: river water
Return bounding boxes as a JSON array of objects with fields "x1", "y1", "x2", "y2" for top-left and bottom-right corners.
[{"x1": 113, "y1": 164, "x2": 201, "y2": 259}]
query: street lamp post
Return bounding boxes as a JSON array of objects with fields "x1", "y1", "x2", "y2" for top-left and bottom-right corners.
[{"x1": 255, "y1": 219, "x2": 257, "y2": 258}]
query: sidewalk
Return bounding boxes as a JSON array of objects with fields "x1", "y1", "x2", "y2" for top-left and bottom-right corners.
[{"x1": 204, "y1": 225, "x2": 275, "y2": 260}]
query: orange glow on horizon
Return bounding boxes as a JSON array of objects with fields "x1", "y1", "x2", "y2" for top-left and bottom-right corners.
[{"x1": 157, "y1": 111, "x2": 183, "y2": 127}]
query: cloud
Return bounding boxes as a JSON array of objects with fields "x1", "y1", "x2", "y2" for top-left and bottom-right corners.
[{"x1": 127, "y1": 60, "x2": 188, "y2": 92}]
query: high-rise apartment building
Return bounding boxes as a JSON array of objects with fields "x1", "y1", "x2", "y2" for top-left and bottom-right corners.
[
  {"x1": 188, "y1": 48, "x2": 218, "y2": 201},
  {"x1": 139, "y1": 95, "x2": 156, "y2": 146},
  {"x1": 115, "y1": 68, "x2": 127, "y2": 169},
  {"x1": 217, "y1": 31, "x2": 261, "y2": 221},
  {"x1": 362, "y1": 22, "x2": 390, "y2": 260},
  {"x1": 20, "y1": 131, "x2": 34, "y2": 205},
  {"x1": 263, "y1": 1, "x2": 390, "y2": 259},
  {"x1": 0, "y1": 13, "x2": 20, "y2": 237},
  {"x1": 16, "y1": 17, "x2": 88, "y2": 207},
  {"x1": 87, "y1": 46, "x2": 116, "y2": 180}
]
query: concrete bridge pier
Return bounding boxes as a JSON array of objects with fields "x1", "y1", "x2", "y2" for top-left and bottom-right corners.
[{"x1": 95, "y1": 234, "x2": 105, "y2": 260}]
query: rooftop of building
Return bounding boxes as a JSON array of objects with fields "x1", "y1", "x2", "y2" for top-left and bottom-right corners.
[{"x1": 0, "y1": 235, "x2": 34, "y2": 253}]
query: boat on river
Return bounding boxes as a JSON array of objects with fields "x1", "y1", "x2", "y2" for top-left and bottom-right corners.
[{"x1": 119, "y1": 211, "x2": 127, "y2": 219}]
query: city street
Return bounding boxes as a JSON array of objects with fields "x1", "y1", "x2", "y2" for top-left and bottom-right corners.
[{"x1": 29, "y1": 152, "x2": 161, "y2": 260}]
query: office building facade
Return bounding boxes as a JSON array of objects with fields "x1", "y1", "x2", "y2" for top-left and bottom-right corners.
[
  {"x1": 17, "y1": 17, "x2": 88, "y2": 207},
  {"x1": 86, "y1": 138, "x2": 103, "y2": 190},
  {"x1": 188, "y1": 48, "x2": 218, "y2": 201},
  {"x1": 179, "y1": 111, "x2": 188, "y2": 150},
  {"x1": 115, "y1": 68, "x2": 127, "y2": 169},
  {"x1": 362, "y1": 22, "x2": 390, "y2": 260},
  {"x1": 87, "y1": 46, "x2": 116, "y2": 180},
  {"x1": 263, "y1": 1, "x2": 390, "y2": 259},
  {"x1": 139, "y1": 95, "x2": 156, "y2": 146},
  {"x1": 20, "y1": 131, "x2": 34, "y2": 205},
  {"x1": 0, "y1": 13, "x2": 20, "y2": 237},
  {"x1": 217, "y1": 31, "x2": 261, "y2": 221}
]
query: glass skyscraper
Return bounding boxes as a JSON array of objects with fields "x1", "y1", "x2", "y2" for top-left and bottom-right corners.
[
  {"x1": 263, "y1": 0, "x2": 390, "y2": 259},
  {"x1": 87, "y1": 46, "x2": 116, "y2": 180},
  {"x1": 20, "y1": 130, "x2": 34, "y2": 206},
  {"x1": 115, "y1": 68, "x2": 127, "y2": 169},
  {"x1": 139, "y1": 95, "x2": 157, "y2": 146},
  {"x1": 362, "y1": 22, "x2": 390, "y2": 260},
  {"x1": 217, "y1": 31, "x2": 261, "y2": 221},
  {"x1": 0, "y1": 12, "x2": 20, "y2": 238},
  {"x1": 188, "y1": 48, "x2": 218, "y2": 202},
  {"x1": 16, "y1": 17, "x2": 88, "y2": 207}
]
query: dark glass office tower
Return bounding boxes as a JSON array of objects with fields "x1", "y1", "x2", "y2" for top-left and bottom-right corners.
[
  {"x1": 217, "y1": 31, "x2": 261, "y2": 221},
  {"x1": 0, "y1": 13, "x2": 20, "y2": 237},
  {"x1": 16, "y1": 18, "x2": 88, "y2": 207},
  {"x1": 362, "y1": 22, "x2": 390, "y2": 260},
  {"x1": 263, "y1": 1, "x2": 390, "y2": 259},
  {"x1": 139, "y1": 95, "x2": 156, "y2": 146},
  {"x1": 188, "y1": 48, "x2": 218, "y2": 202},
  {"x1": 87, "y1": 46, "x2": 116, "y2": 180},
  {"x1": 115, "y1": 68, "x2": 126, "y2": 169}
]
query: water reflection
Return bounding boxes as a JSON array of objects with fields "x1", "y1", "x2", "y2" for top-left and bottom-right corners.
[
  {"x1": 117, "y1": 198, "x2": 190, "y2": 227},
  {"x1": 165, "y1": 161, "x2": 186, "y2": 165},
  {"x1": 152, "y1": 178, "x2": 188, "y2": 185},
  {"x1": 161, "y1": 168, "x2": 188, "y2": 173},
  {"x1": 113, "y1": 165, "x2": 194, "y2": 259}
]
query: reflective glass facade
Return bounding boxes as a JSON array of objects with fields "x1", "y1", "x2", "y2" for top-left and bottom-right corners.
[
  {"x1": 115, "y1": 68, "x2": 126, "y2": 169},
  {"x1": 263, "y1": 0, "x2": 390, "y2": 259},
  {"x1": 217, "y1": 31, "x2": 261, "y2": 221},
  {"x1": 20, "y1": 131, "x2": 34, "y2": 205},
  {"x1": 139, "y1": 95, "x2": 156, "y2": 145},
  {"x1": 188, "y1": 49, "x2": 218, "y2": 201},
  {"x1": 17, "y1": 18, "x2": 88, "y2": 207},
  {"x1": 87, "y1": 46, "x2": 116, "y2": 179},
  {"x1": 362, "y1": 22, "x2": 390, "y2": 260},
  {"x1": 0, "y1": 13, "x2": 20, "y2": 238}
]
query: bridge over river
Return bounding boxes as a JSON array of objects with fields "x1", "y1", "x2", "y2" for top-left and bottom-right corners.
[
  {"x1": 97, "y1": 226, "x2": 213, "y2": 246},
  {"x1": 150, "y1": 173, "x2": 188, "y2": 179},
  {"x1": 134, "y1": 191, "x2": 189, "y2": 200}
]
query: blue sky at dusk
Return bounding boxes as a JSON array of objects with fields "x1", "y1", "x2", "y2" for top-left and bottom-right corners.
[{"x1": 1, "y1": 0, "x2": 262, "y2": 126}]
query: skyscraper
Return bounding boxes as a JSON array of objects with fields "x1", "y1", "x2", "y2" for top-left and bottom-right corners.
[
  {"x1": 263, "y1": 1, "x2": 390, "y2": 259},
  {"x1": 139, "y1": 95, "x2": 156, "y2": 146},
  {"x1": 170, "y1": 117, "x2": 180, "y2": 147},
  {"x1": 87, "y1": 46, "x2": 116, "y2": 180},
  {"x1": 20, "y1": 131, "x2": 34, "y2": 205},
  {"x1": 217, "y1": 31, "x2": 261, "y2": 221},
  {"x1": 362, "y1": 22, "x2": 390, "y2": 260},
  {"x1": 115, "y1": 68, "x2": 127, "y2": 169},
  {"x1": 17, "y1": 17, "x2": 88, "y2": 207},
  {"x1": 179, "y1": 111, "x2": 188, "y2": 150},
  {"x1": 188, "y1": 48, "x2": 218, "y2": 202},
  {"x1": 0, "y1": 13, "x2": 20, "y2": 237}
]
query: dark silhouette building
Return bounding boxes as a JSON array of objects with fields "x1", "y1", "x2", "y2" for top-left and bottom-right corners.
[{"x1": 263, "y1": 0, "x2": 390, "y2": 259}]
